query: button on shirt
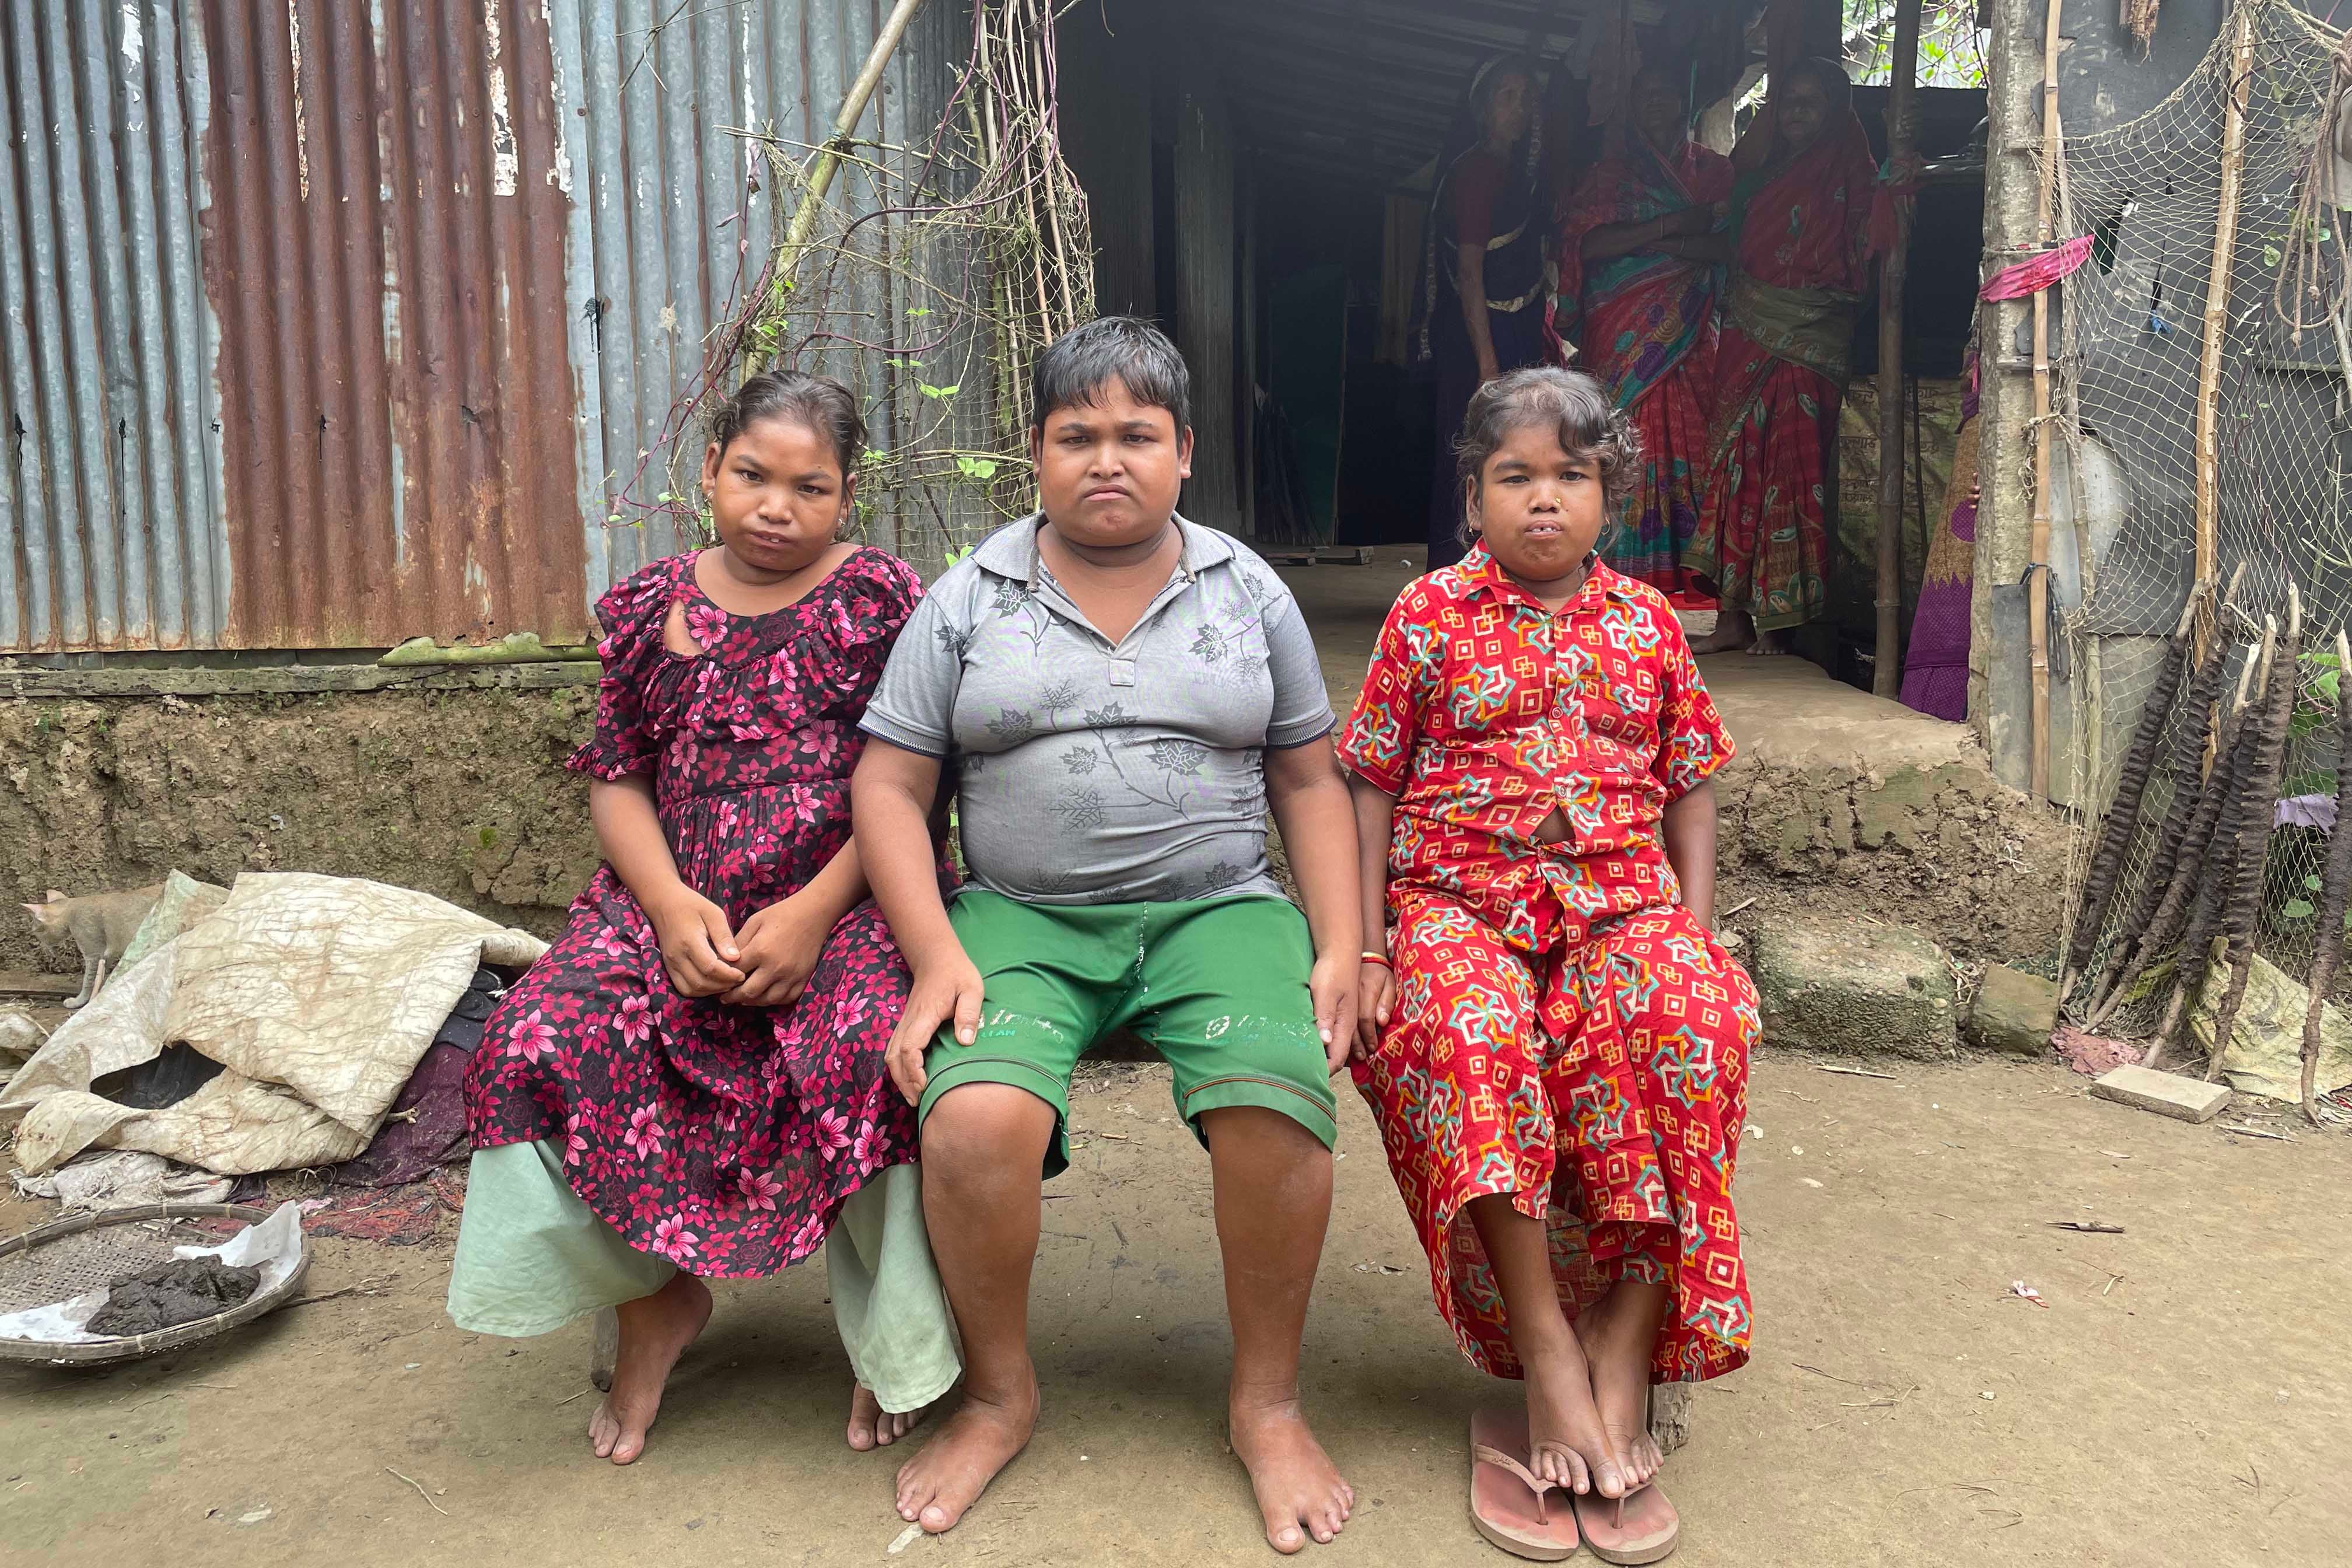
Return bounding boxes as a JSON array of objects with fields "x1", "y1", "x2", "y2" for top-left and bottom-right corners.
[{"x1": 861, "y1": 514, "x2": 1336, "y2": 905}]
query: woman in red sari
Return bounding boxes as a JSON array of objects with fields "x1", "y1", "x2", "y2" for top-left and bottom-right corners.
[
  {"x1": 1688, "y1": 57, "x2": 1879, "y2": 655},
  {"x1": 1555, "y1": 65, "x2": 1734, "y2": 597}
]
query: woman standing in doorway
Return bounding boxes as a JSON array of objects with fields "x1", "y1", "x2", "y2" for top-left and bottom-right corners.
[
  {"x1": 1555, "y1": 63, "x2": 1734, "y2": 596},
  {"x1": 1416, "y1": 55, "x2": 1558, "y2": 571},
  {"x1": 1688, "y1": 55, "x2": 1878, "y2": 654}
]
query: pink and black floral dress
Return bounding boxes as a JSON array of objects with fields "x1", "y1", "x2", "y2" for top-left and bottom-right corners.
[{"x1": 463, "y1": 547, "x2": 931, "y2": 1274}]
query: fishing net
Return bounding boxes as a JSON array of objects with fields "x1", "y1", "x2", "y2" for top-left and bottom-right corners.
[{"x1": 2059, "y1": 0, "x2": 2352, "y2": 1026}]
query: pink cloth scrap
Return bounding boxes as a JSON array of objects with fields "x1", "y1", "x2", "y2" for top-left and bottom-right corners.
[{"x1": 1980, "y1": 236, "x2": 2094, "y2": 302}]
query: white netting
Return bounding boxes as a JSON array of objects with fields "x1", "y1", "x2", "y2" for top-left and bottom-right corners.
[{"x1": 2060, "y1": 1, "x2": 2352, "y2": 1036}]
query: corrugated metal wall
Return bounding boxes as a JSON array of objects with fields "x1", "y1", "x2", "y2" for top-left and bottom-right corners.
[
  {"x1": 552, "y1": 0, "x2": 965, "y2": 582},
  {"x1": 0, "y1": 0, "x2": 963, "y2": 652},
  {"x1": 1, "y1": 0, "x2": 225, "y2": 650}
]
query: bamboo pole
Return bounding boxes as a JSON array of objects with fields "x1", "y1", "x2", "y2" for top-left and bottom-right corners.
[
  {"x1": 2028, "y1": 0, "x2": 2064, "y2": 798},
  {"x1": 743, "y1": 0, "x2": 932, "y2": 380},
  {"x1": 1873, "y1": 0, "x2": 1923, "y2": 699},
  {"x1": 2192, "y1": 9, "x2": 2258, "y2": 597}
]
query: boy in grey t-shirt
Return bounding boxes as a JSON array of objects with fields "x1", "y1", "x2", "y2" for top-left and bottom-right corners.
[{"x1": 853, "y1": 318, "x2": 1363, "y2": 1552}]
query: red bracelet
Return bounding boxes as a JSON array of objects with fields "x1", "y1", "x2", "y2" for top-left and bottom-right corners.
[{"x1": 1359, "y1": 952, "x2": 1392, "y2": 968}]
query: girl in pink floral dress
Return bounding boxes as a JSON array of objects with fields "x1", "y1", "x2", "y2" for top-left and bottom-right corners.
[{"x1": 450, "y1": 373, "x2": 958, "y2": 1466}]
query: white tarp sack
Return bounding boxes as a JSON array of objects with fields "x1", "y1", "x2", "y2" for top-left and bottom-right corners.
[
  {"x1": 0, "y1": 874, "x2": 544, "y2": 1175},
  {"x1": 2190, "y1": 949, "x2": 2352, "y2": 1103}
]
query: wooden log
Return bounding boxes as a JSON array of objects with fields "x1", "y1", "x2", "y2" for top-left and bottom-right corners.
[
  {"x1": 1872, "y1": 0, "x2": 1923, "y2": 698},
  {"x1": 2028, "y1": 0, "x2": 2066, "y2": 798}
]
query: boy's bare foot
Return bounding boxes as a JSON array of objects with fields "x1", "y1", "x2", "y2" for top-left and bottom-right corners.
[
  {"x1": 1576, "y1": 1283, "x2": 1668, "y2": 1490},
  {"x1": 1230, "y1": 1394, "x2": 1354, "y2": 1553},
  {"x1": 1522, "y1": 1328, "x2": 1631, "y2": 1499},
  {"x1": 848, "y1": 1382, "x2": 935, "y2": 1451},
  {"x1": 894, "y1": 1371, "x2": 1038, "y2": 1533},
  {"x1": 1688, "y1": 610, "x2": 1755, "y2": 655},
  {"x1": 587, "y1": 1273, "x2": 712, "y2": 1465},
  {"x1": 1745, "y1": 628, "x2": 1791, "y2": 656}
]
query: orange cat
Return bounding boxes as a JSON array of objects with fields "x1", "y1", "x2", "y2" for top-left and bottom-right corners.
[{"x1": 20, "y1": 885, "x2": 163, "y2": 1009}]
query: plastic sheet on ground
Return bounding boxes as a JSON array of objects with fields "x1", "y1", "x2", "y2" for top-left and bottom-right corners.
[
  {"x1": 2190, "y1": 950, "x2": 2352, "y2": 1103},
  {"x1": 0, "y1": 874, "x2": 543, "y2": 1175},
  {"x1": 0, "y1": 1200, "x2": 305, "y2": 1345},
  {"x1": 13, "y1": 1150, "x2": 233, "y2": 1211}
]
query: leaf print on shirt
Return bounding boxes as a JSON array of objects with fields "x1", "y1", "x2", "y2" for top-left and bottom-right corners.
[
  {"x1": 1054, "y1": 789, "x2": 1108, "y2": 830},
  {"x1": 1062, "y1": 746, "x2": 1098, "y2": 776},
  {"x1": 986, "y1": 708, "x2": 1035, "y2": 746},
  {"x1": 1038, "y1": 679, "x2": 1082, "y2": 724},
  {"x1": 1191, "y1": 625, "x2": 1228, "y2": 663},
  {"x1": 1083, "y1": 701, "x2": 1132, "y2": 728},
  {"x1": 1147, "y1": 738, "x2": 1209, "y2": 776}
]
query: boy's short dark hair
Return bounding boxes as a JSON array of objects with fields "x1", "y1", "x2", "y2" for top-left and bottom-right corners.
[
  {"x1": 1454, "y1": 366, "x2": 1641, "y2": 544},
  {"x1": 1030, "y1": 316, "x2": 1191, "y2": 436}
]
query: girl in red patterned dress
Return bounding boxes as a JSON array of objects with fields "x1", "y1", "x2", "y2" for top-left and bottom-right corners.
[
  {"x1": 1342, "y1": 368, "x2": 1758, "y2": 1562},
  {"x1": 452, "y1": 373, "x2": 958, "y2": 1465}
]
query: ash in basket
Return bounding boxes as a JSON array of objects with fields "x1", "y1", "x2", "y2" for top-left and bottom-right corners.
[{"x1": 0, "y1": 1202, "x2": 308, "y2": 1353}]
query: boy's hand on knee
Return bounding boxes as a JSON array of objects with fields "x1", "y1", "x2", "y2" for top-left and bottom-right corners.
[
  {"x1": 1308, "y1": 951, "x2": 1358, "y2": 1075},
  {"x1": 887, "y1": 954, "x2": 985, "y2": 1104}
]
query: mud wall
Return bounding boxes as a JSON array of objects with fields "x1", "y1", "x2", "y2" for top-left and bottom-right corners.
[
  {"x1": 4, "y1": 682, "x2": 2070, "y2": 977},
  {"x1": 1712, "y1": 752, "x2": 2068, "y2": 963},
  {"x1": 2, "y1": 687, "x2": 601, "y2": 971}
]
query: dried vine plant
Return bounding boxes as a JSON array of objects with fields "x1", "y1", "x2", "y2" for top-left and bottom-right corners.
[{"x1": 607, "y1": 0, "x2": 1097, "y2": 564}]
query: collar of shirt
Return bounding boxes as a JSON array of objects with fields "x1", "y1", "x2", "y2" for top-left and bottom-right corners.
[
  {"x1": 970, "y1": 511, "x2": 1234, "y2": 594},
  {"x1": 1455, "y1": 540, "x2": 1631, "y2": 620}
]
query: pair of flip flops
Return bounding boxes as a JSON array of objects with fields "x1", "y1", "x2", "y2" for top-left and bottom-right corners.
[{"x1": 1468, "y1": 1409, "x2": 1679, "y2": 1563}]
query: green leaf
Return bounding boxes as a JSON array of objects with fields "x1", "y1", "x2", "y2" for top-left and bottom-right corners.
[
  {"x1": 2263, "y1": 242, "x2": 2284, "y2": 268},
  {"x1": 2309, "y1": 874, "x2": 2326, "y2": 890},
  {"x1": 956, "y1": 455, "x2": 999, "y2": 481},
  {"x1": 2283, "y1": 898, "x2": 2316, "y2": 921},
  {"x1": 918, "y1": 382, "x2": 960, "y2": 400}
]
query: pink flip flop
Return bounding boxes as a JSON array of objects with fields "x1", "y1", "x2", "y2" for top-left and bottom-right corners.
[
  {"x1": 1469, "y1": 1409, "x2": 1582, "y2": 1561},
  {"x1": 1573, "y1": 1482, "x2": 1679, "y2": 1565}
]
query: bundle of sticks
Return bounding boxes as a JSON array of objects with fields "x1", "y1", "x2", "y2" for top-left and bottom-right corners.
[{"x1": 2063, "y1": 574, "x2": 2349, "y2": 1121}]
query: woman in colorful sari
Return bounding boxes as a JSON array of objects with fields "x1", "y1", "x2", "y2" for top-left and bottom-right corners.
[
  {"x1": 1416, "y1": 55, "x2": 1557, "y2": 571},
  {"x1": 1899, "y1": 341, "x2": 1979, "y2": 719},
  {"x1": 1555, "y1": 64, "x2": 1734, "y2": 596},
  {"x1": 1688, "y1": 57, "x2": 1880, "y2": 655}
]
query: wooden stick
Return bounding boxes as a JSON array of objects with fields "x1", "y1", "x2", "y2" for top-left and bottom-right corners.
[
  {"x1": 2029, "y1": 0, "x2": 2065, "y2": 797},
  {"x1": 2192, "y1": 9, "x2": 2258, "y2": 607},
  {"x1": 2298, "y1": 625, "x2": 2352, "y2": 1124},
  {"x1": 1873, "y1": 0, "x2": 1923, "y2": 698},
  {"x1": 744, "y1": 0, "x2": 932, "y2": 380},
  {"x1": 2200, "y1": 587, "x2": 2301, "y2": 1079}
]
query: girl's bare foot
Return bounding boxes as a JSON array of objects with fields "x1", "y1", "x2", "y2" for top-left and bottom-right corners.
[
  {"x1": 1230, "y1": 1392, "x2": 1354, "y2": 1553},
  {"x1": 894, "y1": 1368, "x2": 1038, "y2": 1533},
  {"x1": 1520, "y1": 1328, "x2": 1632, "y2": 1500},
  {"x1": 1745, "y1": 628, "x2": 1791, "y2": 656},
  {"x1": 587, "y1": 1273, "x2": 712, "y2": 1465},
  {"x1": 1576, "y1": 1280, "x2": 1670, "y2": 1490},
  {"x1": 848, "y1": 1382, "x2": 936, "y2": 1451},
  {"x1": 1689, "y1": 610, "x2": 1755, "y2": 655}
]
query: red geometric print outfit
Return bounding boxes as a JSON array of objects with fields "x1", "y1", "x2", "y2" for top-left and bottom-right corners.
[
  {"x1": 1340, "y1": 545, "x2": 1758, "y2": 1383},
  {"x1": 464, "y1": 548, "x2": 936, "y2": 1276}
]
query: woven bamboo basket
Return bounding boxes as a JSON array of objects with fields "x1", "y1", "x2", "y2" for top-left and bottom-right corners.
[{"x1": 0, "y1": 1202, "x2": 309, "y2": 1366}]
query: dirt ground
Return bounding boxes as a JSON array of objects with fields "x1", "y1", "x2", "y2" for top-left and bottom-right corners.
[{"x1": 5, "y1": 1053, "x2": 2347, "y2": 1567}]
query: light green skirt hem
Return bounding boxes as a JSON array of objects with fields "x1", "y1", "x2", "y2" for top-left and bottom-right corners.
[{"x1": 445, "y1": 1141, "x2": 961, "y2": 1414}]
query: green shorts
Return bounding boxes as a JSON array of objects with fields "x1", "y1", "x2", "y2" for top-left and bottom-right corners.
[{"x1": 920, "y1": 890, "x2": 1339, "y2": 1177}]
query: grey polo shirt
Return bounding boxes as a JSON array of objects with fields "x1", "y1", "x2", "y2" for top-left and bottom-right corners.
[{"x1": 860, "y1": 514, "x2": 1335, "y2": 905}]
